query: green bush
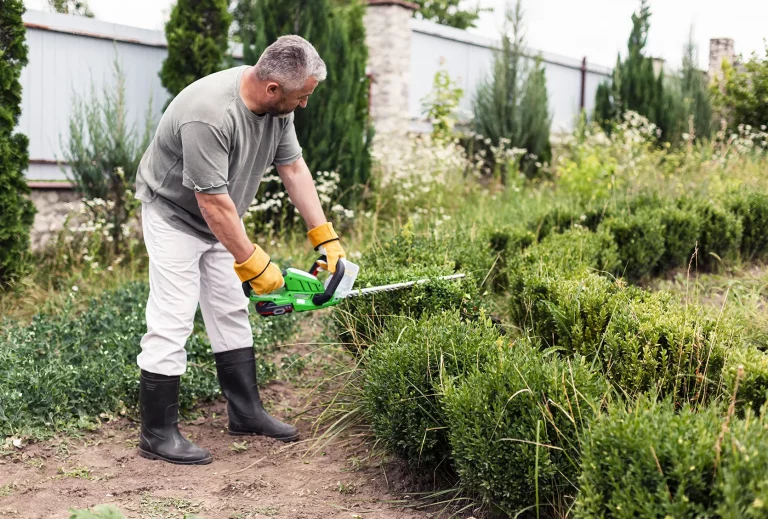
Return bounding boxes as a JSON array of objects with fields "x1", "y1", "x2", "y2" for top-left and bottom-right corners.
[
  {"x1": 510, "y1": 226, "x2": 620, "y2": 280},
  {"x1": 601, "y1": 289, "x2": 727, "y2": 402},
  {"x1": 444, "y1": 343, "x2": 607, "y2": 515},
  {"x1": 681, "y1": 197, "x2": 743, "y2": 270},
  {"x1": 336, "y1": 226, "x2": 491, "y2": 346},
  {"x1": 0, "y1": 282, "x2": 299, "y2": 438},
  {"x1": 363, "y1": 311, "x2": 503, "y2": 469},
  {"x1": 575, "y1": 397, "x2": 722, "y2": 518},
  {"x1": 483, "y1": 224, "x2": 534, "y2": 292},
  {"x1": 507, "y1": 228, "x2": 621, "y2": 349},
  {"x1": 726, "y1": 191, "x2": 768, "y2": 262},
  {"x1": 654, "y1": 204, "x2": 701, "y2": 273},
  {"x1": 0, "y1": 0, "x2": 36, "y2": 287},
  {"x1": 711, "y1": 43, "x2": 768, "y2": 130},
  {"x1": 598, "y1": 208, "x2": 666, "y2": 281},
  {"x1": 718, "y1": 409, "x2": 768, "y2": 518},
  {"x1": 723, "y1": 345, "x2": 768, "y2": 413}
]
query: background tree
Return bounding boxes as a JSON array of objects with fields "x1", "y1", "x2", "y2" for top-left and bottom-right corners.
[
  {"x1": 48, "y1": 0, "x2": 94, "y2": 17},
  {"x1": 63, "y1": 58, "x2": 154, "y2": 257},
  {"x1": 472, "y1": 0, "x2": 552, "y2": 180},
  {"x1": 679, "y1": 26, "x2": 713, "y2": 140},
  {"x1": 411, "y1": 0, "x2": 490, "y2": 30},
  {"x1": 594, "y1": 0, "x2": 682, "y2": 141},
  {"x1": 235, "y1": 0, "x2": 371, "y2": 202},
  {"x1": 712, "y1": 43, "x2": 768, "y2": 130},
  {"x1": 0, "y1": 0, "x2": 36, "y2": 287},
  {"x1": 159, "y1": 0, "x2": 232, "y2": 108}
]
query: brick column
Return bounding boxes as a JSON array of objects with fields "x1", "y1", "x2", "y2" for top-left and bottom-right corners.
[
  {"x1": 364, "y1": 0, "x2": 419, "y2": 140},
  {"x1": 709, "y1": 38, "x2": 735, "y2": 84}
]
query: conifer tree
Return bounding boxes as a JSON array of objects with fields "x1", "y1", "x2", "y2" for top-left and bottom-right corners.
[
  {"x1": 472, "y1": 0, "x2": 552, "y2": 179},
  {"x1": 0, "y1": 0, "x2": 36, "y2": 286},
  {"x1": 411, "y1": 0, "x2": 489, "y2": 30},
  {"x1": 159, "y1": 0, "x2": 232, "y2": 107},
  {"x1": 594, "y1": 0, "x2": 673, "y2": 138},
  {"x1": 680, "y1": 27, "x2": 713, "y2": 139},
  {"x1": 236, "y1": 0, "x2": 371, "y2": 199}
]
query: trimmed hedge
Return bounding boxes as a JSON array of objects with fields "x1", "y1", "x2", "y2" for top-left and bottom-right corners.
[
  {"x1": 679, "y1": 197, "x2": 743, "y2": 270},
  {"x1": 726, "y1": 190, "x2": 768, "y2": 262},
  {"x1": 337, "y1": 226, "x2": 495, "y2": 346},
  {"x1": 505, "y1": 225, "x2": 760, "y2": 406},
  {"x1": 577, "y1": 397, "x2": 768, "y2": 518},
  {"x1": 576, "y1": 397, "x2": 722, "y2": 518},
  {"x1": 598, "y1": 208, "x2": 666, "y2": 281},
  {"x1": 533, "y1": 188, "x2": 768, "y2": 278},
  {"x1": 445, "y1": 343, "x2": 607, "y2": 515},
  {"x1": 363, "y1": 311, "x2": 503, "y2": 469},
  {"x1": 718, "y1": 409, "x2": 768, "y2": 518}
]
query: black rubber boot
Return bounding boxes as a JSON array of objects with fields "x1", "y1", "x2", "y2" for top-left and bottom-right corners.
[
  {"x1": 138, "y1": 370, "x2": 213, "y2": 465},
  {"x1": 214, "y1": 348, "x2": 299, "y2": 442}
]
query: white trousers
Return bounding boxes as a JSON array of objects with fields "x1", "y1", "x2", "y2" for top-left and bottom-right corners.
[{"x1": 138, "y1": 202, "x2": 253, "y2": 376}]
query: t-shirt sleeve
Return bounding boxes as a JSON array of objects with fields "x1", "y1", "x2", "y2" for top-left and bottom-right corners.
[
  {"x1": 273, "y1": 114, "x2": 303, "y2": 166},
  {"x1": 179, "y1": 122, "x2": 230, "y2": 194}
]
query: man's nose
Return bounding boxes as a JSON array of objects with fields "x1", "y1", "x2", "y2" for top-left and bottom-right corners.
[{"x1": 299, "y1": 98, "x2": 308, "y2": 109}]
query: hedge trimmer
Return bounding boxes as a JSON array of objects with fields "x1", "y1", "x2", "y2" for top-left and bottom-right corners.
[{"x1": 243, "y1": 256, "x2": 465, "y2": 317}]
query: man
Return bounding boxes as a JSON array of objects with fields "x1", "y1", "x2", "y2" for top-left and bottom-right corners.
[{"x1": 133, "y1": 35, "x2": 345, "y2": 465}]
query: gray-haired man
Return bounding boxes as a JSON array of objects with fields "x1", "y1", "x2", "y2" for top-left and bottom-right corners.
[{"x1": 134, "y1": 35, "x2": 346, "y2": 465}]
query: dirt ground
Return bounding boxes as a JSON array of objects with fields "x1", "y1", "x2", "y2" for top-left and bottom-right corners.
[{"x1": 0, "y1": 320, "x2": 445, "y2": 519}]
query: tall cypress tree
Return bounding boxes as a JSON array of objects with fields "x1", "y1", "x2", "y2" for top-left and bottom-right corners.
[
  {"x1": 472, "y1": 0, "x2": 552, "y2": 179},
  {"x1": 236, "y1": 0, "x2": 372, "y2": 200},
  {"x1": 594, "y1": 0, "x2": 676, "y2": 139},
  {"x1": 159, "y1": 0, "x2": 232, "y2": 108},
  {"x1": 0, "y1": 0, "x2": 36, "y2": 286},
  {"x1": 680, "y1": 26, "x2": 713, "y2": 139}
]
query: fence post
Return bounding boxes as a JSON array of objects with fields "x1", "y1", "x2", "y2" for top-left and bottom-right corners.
[{"x1": 580, "y1": 56, "x2": 587, "y2": 112}]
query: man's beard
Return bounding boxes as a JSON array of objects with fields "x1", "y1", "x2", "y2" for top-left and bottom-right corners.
[{"x1": 266, "y1": 99, "x2": 294, "y2": 118}]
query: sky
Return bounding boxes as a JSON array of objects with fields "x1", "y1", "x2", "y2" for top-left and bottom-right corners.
[{"x1": 23, "y1": 0, "x2": 768, "y2": 71}]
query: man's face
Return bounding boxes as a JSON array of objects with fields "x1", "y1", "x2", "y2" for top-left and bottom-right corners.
[{"x1": 266, "y1": 76, "x2": 318, "y2": 117}]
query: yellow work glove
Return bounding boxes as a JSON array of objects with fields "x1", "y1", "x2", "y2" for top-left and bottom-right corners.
[
  {"x1": 307, "y1": 222, "x2": 346, "y2": 273},
  {"x1": 233, "y1": 244, "x2": 285, "y2": 296}
]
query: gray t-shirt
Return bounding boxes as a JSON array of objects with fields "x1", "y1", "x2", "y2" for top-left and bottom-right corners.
[{"x1": 135, "y1": 65, "x2": 302, "y2": 243}]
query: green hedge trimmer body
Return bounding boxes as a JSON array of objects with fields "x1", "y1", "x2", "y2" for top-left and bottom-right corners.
[{"x1": 244, "y1": 257, "x2": 464, "y2": 317}]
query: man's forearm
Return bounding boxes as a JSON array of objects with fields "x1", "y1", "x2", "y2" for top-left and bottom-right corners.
[
  {"x1": 277, "y1": 158, "x2": 327, "y2": 230},
  {"x1": 195, "y1": 192, "x2": 254, "y2": 263}
]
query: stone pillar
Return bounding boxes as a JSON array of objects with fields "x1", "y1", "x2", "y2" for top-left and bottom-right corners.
[
  {"x1": 28, "y1": 186, "x2": 83, "y2": 251},
  {"x1": 364, "y1": 0, "x2": 419, "y2": 140},
  {"x1": 709, "y1": 38, "x2": 735, "y2": 84},
  {"x1": 651, "y1": 57, "x2": 665, "y2": 77}
]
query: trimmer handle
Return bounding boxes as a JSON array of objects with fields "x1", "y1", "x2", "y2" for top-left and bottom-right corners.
[{"x1": 308, "y1": 255, "x2": 345, "y2": 306}]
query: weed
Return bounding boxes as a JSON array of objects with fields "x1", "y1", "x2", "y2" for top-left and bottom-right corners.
[{"x1": 229, "y1": 441, "x2": 248, "y2": 453}]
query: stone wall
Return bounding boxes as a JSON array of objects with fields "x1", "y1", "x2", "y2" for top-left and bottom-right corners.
[
  {"x1": 364, "y1": 0, "x2": 418, "y2": 141},
  {"x1": 709, "y1": 38, "x2": 736, "y2": 84},
  {"x1": 28, "y1": 187, "x2": 82, "y2": 251}
]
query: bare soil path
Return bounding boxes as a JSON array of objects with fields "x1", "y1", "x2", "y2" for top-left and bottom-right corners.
[{"x1": 0, "y1": 318, "x2": 435, "y2": 519}]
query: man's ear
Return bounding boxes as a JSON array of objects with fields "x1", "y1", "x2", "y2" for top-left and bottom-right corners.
[{"x1": 266, "y1": 82, "x2": 280, "y2": 96}]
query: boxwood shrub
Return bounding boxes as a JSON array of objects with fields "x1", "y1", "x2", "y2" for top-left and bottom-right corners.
[
  {"x1": 337, "y1": 225, "x2": 494, "y2": 347},
  {"x1": 600, "y1": 289, "x2": 728, "y2": 402},
  {"x1": 717, "y1": 409, "x2": 768, "y2": 518},
  {"x1": 680, "y1": 197, "x2": 743, "y2": 270},
  {"x1": 362, "y1": 310, "x2": 504, "y2": 470},
  {"x1": 444, "y1": 343, "x2": 608, "y2": 515},
  {"x1": 654, "y1": 205, "x2": 702, "y2": 273},
  {"x1": 575, "y1": 397, "x2": 722, "y2": 518},
  {"x1": 726, "y1": 190, "x2": 768, "y2": 262},
  {"x1": 598, "y1": 208, "x2": 666, "y2": 282}
]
